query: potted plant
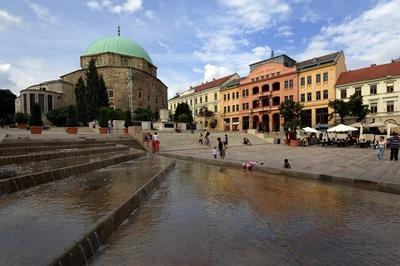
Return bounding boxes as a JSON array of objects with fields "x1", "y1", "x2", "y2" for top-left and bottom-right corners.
[
  {"x1": 124, "y1": 110, "x2": 133, "y2": 134},
  {"x1": 15, "y1": 112, "x2": 29, "y2": 129},
  {"x1": 98, "y1": 107, "x2": 109, "y2": 134},
  {"x1": 29, "y1": 103, "x2": 43, "y2": 134},
  {"x1": 279, "y1": 100, "x2": 303, "y2": 147},
  {"x1": 66, "y1": 106, "x2": 79, "y2": 134}
]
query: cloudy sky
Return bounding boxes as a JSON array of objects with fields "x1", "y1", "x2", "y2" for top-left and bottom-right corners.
[{"x1": 1, "y1": 0, "x2": 400, "y2": 98}]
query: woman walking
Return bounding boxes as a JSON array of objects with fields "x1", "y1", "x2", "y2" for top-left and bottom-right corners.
[
  {"x1": 152, "y1": 132, "x2": 160, "y2": 153},
  {"x1": 217, "y1": 137, "x2": 225, "y2": 159},
  {"x1": 376, "y1": 136, "x2": 386, "y2": 161}
]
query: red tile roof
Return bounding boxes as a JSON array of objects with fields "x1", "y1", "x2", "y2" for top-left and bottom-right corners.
[
  {"x1": 193, "y1": 74, "x2": 235, "y2": 92},
  {"x1": 336, "y1": 61, "x2": 400, "y2": 86}
]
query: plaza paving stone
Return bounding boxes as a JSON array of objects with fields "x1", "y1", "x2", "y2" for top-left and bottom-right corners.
[{"x1": 158, "y1": 132, "x2": 400, "y2": 187}]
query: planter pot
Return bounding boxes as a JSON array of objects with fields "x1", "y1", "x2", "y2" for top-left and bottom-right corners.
[
  {"x1": 17, "y1": 123, "x2": 27, "y2": 129},
  {"x1": 123, "y1": 128, "x2": 129, "y2": 134},
  {"x1": 30, "y1": 126, "x2": 42, "y2": 134},
  {"x1": 288, "y1": 139, "x2": 301, "y2": 147},
  {"x1": 67, "y1": 127, "x2": 78, "y2": 134},
  {"x1": 99, "y1": 127, "x2": 108, "y2": 134}
]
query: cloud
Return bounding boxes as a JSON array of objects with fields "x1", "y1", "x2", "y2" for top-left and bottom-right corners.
[
  {"x1": 0, "y1": 63, "x2": 16, "y2": 89},
  {"x1": 276, "y1": 26, "x2": 293, "y2": 37},
  {"x1": 300, "y1": 9, "x2": 323, "y2": 23},
  {"x1": 145, "y1": 10, "x2": 155, "y2": 19},
  {"x1": 203, "y1": 64, "x2": 233, "y2": 82},
  {"x1": 87, "y1": 0, "x2": 142, "y2": 14},
  {"x1": 297, "y1": 0, "x2": 400, "y2": 68},
  {"x1": 0, "y1": 9, "x2": 21, "y2": 30},
  {"x1": 27, "y1": 2, "x2": 58, "y2": 23}
]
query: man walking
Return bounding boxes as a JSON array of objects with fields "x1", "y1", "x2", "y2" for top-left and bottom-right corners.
[{"x1": 389, "y1": 132, "x2": 399, "y2": 161}]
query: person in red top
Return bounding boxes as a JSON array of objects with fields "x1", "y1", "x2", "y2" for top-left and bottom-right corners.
[{"x1": 152, "y1": 132, "x2": 160, "y2": 153}]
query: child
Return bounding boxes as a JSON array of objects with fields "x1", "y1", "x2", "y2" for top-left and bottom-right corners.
[
  {"x1": 212, "y1": 146, "x2": 217, "y2": 159},
  {"x1": 242, "y1": 161, "x2": 263, "y2": 171},
  {"x1": 283, "y1": 159, "x2": 291, "y2": 169}
]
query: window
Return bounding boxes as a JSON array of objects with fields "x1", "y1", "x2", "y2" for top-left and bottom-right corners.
[
  {"x1": 236, "y1": 92, "x2": 239, "y2": 98},
  {"x1": 307, "y1": 92, "x2": 312, "y2": 101},
  {"x1": 227, "y1": 94, "x2": 230, "y2": 100},
  {"x1": 300, "y1": 77, "x2": 305, "y2": 86},
  {"x1": 190, "y1": 99, "x2": 192, "y2": 105},
  {"x1": 301, "y1": 109, "x2": 312, "y2": 127},
  {"x1": 301, "y1": 93, "x2": 305, "y2": 102},
  {"x1": 246, "y1": 89, "x2": 249, "y2": 96},
  {"x1": 236, "y1": 104, "x2": 239, "y2": 111},
  {"x1": 316, "y1": 74, "x2": 321, "y2": 83},
  {"x1": 289, "y1": 95, "x2": 293, "y2": 101},
  {"x1": 284, "y1": 96, "x2": 289, "y2": 102},
  {"x1": 242, "y1": 103, "x2": 245, "y2": 110},
  {"x1": 47, "y1": 95, "x2": 53, "y2": 112},
  {"x1": 289, "y1": 80, "x2": 293, "y2": 88},
  {"x1": 108, "y1": 90, "x2": 114, "y2": 98},
  {"x1": 340, "y1": 89, "x2": 347, "y2": 99},
  {"x1": 323, "y1": 90, "x2": 328, "y2": 99},
  {"x1": 370, "y1": 84, "x2": 377, "y2": 95},
  {"x1": 224, "y1": 94, "x2": 226, "y2": 101},
  {"x1": 246, "y1": 103, "x2": 249, "y2": 110},
  {"x1": 355, "y1": 87, "x2": 362, "y2": 96},
  {"x1": 205, "y1": 95, "x2": 208, "y2": 102},
  {"x1": 227, "y1": 106, "x2": 230, "y2": 112},
  {"x1": 38, "y1": 94, "x2": 45, "y2": 114},
  {"x1": 323, "y1": 72, "x2": 328, "y2": 82},
  {"x1": 307, "y1": 76, "x2": 312, "y2": 85},
  {"x1": 29, "y1": 93, "x2": 35, "y2": 113},
  {"x1": 316, "y1": 91, "x2": 321, "y2": 100},
  {"x1": 284, "y1": 80, "x2": 289, "y2": 89},
  {"x1": 387, "y1": 83, "x2": 394, "y2": 93},
  {"x1": 232, "y1": 105, "x2": 235, "y2": 112},
  {"x1": 242, "y1": 90, "x2": 246, "y2": 97},
  {"x1": 232, "y1": 92, "x2": 235, "y2": 99},
  {"x1": 200, "y1": 97, "x2": 202, "y2": 103},
  {"x1": 224, "y1": 106, "x2": 227, "y2": 113},
  {"x1": 214, "y1": 93, "x2": 218, "y2": 100},
  {"x1": 195, "y1": 98, "x2": 197, "y2": 104},
  {"x1": 370, "y1": 103, "x2": 377, "y2": 113},
  {"x1": 214, "y1": 105, "x2": 217, "y2": 112},
  {"x1": 387, "y1": 101, "x2": 394, "y2": 112},
  {"x1": 316, "y1": 108, "x2": 329, "y2": 124},
  {"x1": 23, "y1": 94, "x2": 27, "y2": 113}
]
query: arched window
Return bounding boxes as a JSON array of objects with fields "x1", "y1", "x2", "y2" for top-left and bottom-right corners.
[
  {"x1": 272, "y1": 82, "x2": 280, "y2": 91},
  {"x1": 252, "y1": 86, "x2": 260, "y2": 95},
  {"x1": 262, "y1": 84, "x2": 269, "y2": 92},
  {"x1": 272, "y1": 96, "x2": 280, "y2": 106}
]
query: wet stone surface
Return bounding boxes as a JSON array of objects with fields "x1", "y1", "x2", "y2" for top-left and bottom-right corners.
[
  {"x1": 92, "y1": 161, "x2": 400, "y2": 266},
  {"x1": 0, "y1": 156, "x2": 172, "y2": 266}
]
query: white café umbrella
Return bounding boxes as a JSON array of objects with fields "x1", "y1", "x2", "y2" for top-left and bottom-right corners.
[
  {"x1": 327, "y1": 124, "x2": 358, "y2": 132},
  {"x1": 302, "y1": 127, "x2": 320, "y2": 133},
  {"x1": 386, "y1": 123, "x2": 400, "y2": 138},
  {"x1": 350, "y1": 122, "x2": 364, "y2": 138},
  {"x1": 366, "y1": 121, "x2": 385, "y2": 128}
]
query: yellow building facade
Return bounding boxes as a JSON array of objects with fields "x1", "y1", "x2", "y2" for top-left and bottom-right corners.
[{"x1": 297, "y1": 51, "x2": 347, "y2": 128}]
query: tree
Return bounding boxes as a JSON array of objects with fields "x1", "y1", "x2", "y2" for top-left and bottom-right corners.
[
  {"x1": 279, "y1": 100, "x2": 303, "y2": 140},
  {"x1": 46, "y1": 107, "x2": 69, "y2": 126},
  {"x1": 328, "y1": 99, "x2": 349, "y2": 124},
  {"x1": 198, "y1": 106, "x2": 214, "y2": 126},
  {"x1": 173, "y1": 103, "x2": 193, "y2": 123},
  {"x1": 85, "y1": 59, "x2": 109, "y2": 121},
  {"x1": 74, "y1": 77, "x2": 88, "y2": 125},
  {"x1": 66, "y1": 106, "x2": 79, "y2": 127},
  {"x1": 348, "y1": 93, "x2": 369, "y2": 122},
  {"x1": 0, "y1": 89, "x2": 16, "y2": 124},
  {"x1": 98, "y1": 107, "x2": 109, "y2": 128},
  {"x1": 29, "y1": 103, "x2": 43, "y2": 126},
  {"x1": 177, "y1": 114, "x2": 190, "y2": 123},
  {"x1": 133, "y1": 107, "x2": 153, "y2": 121}
]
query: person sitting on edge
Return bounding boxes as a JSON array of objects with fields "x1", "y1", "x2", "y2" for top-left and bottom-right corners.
[
  {"x1": 242, "y1": 161, "x2": 263, "y2": 171},
  {"x1": 283, "y1": 159, "x2": 291, "y2": 169}
]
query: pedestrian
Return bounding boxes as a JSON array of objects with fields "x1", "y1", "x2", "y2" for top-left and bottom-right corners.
[
  {"x1": 283, "y1": 159, "x2": 291, "y2": 169},
  {"x1": 242, "y1": 161, "x2": 263, "y2": 171},
  {"x1": 205, "y1": 131, "x2": 210, "y2": 146},
  {"x1": 212, "y1": 146, "x2": 217, "y2": 159},
  {"x1": 198, "y1": 133, "x2": 203, "y2": 144},
  {"x1": 152, "y1": 132, "x2": 160, "y2": 153},
  {"x1": 224, "y1": 134, "x2": 228, "y2": 149},
  {"x1": 108, "y1": 120, "x2": 112, "y2": 134},
  {"x1": 376, "y1": 136, "x2": 386, "y2": 161},
  {"x1": 389, "y1": 132, "x2": 399, "y2": 161},
  {"x1": 217, "y1": 137, "x2": 225, "y2": 159},
  {"x1": 191, "y1": 123, "x2": 194, "y2": 134}
]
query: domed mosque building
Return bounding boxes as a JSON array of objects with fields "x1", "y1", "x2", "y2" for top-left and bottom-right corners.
[{"x1": 61, "y1": 33, "x2": 168, "y2": 116}]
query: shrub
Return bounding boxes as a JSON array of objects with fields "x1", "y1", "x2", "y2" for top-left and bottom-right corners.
[
  {"x1": 66, "y1": 106, "x2": 79, "y2": 127},
  {"x1": 111, "y1": 108, "x2": 125, "y2": 120},
  {"x1": 98, "y1": 107, "x2": 109, "y2": 128},
  {"x1": 46, "y1": 107, "x2": 68, "y2": 127},
  {"x1": 177, "y1": 114, "x2": 190, "y2": 123},
  {"x1": 124, "y1": 111, "x2": 133, "y2": 128},
  {"x1": 15, "y1": 112, "x2": 29, "y2": 124},
  {"x1": 29, "y1": 103, "x2": 43, "y2": 126}
]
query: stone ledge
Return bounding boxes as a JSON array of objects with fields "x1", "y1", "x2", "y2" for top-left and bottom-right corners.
[
  {"x1": 161, "y1": 153, "x2": 400, "y2": 195},
  {"x1": 50, "y1": 161, "x2": 176, "y2": 266},
  {"x1": 0, "y1": 152, "x2": 146, "y2": 195}
]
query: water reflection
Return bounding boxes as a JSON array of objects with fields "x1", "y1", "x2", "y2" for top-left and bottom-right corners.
[
  {"x1": 0, "y1": 156, "x2": 172, "y2": 265},
  {"x1": 92, "y1": 161, "x2": 400, "y2": 266}
]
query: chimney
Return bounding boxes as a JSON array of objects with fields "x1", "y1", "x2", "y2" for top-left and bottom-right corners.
[
  {"x1": 370, "y1": 64, "x2": 376, "y2": 67},
  {"x1": 270, "y1": 50, "x2": 275, "y2": 58}
]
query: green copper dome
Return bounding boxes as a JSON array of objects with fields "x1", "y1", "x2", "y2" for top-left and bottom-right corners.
[{"x1": 83, "y1": 36, "x2": 153, "y2": 64}]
